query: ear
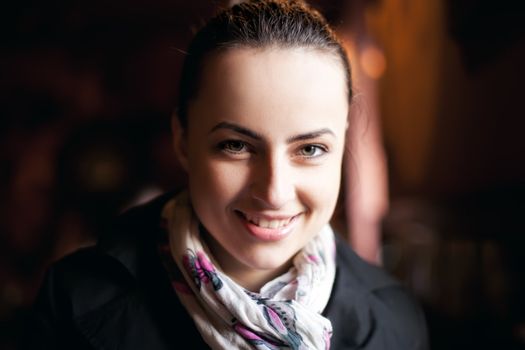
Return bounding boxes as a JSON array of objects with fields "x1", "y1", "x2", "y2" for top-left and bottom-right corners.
[{"x1": 171, "y1": 113, "x2": 189, "y2": 171}]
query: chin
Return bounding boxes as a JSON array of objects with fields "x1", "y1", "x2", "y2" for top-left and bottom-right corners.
[{"x1": 243, "y1": 247, "x2": 296, "y2": 271}]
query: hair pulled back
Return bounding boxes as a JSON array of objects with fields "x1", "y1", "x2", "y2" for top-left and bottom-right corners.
[{"x1": 176, "y1": 0, "x2": 352, "y2": 128}]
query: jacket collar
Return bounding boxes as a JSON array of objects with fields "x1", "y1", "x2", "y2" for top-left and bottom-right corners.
[{"x1": 97, "y1": 191, "x2": 176, "y2": 279}]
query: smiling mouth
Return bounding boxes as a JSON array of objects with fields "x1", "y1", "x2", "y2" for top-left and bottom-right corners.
[{"x1": 235, "y1": 210, "x2": 298, "y2": 229}]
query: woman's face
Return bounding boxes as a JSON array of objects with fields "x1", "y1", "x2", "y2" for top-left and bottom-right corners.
[{"x1": 176, "y1": 48, "x2": 348, "y2": 290}]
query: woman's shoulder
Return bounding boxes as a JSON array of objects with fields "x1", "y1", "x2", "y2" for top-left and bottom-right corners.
[
  {"x1": 19, "y1": 244, "x2": 137, "y2": 349},
  {"x1": 21, "y1": 191, "x2": 207, "y2": 349},
  {"x1": 327, "y1": 235, "x2": 429, "y2": 350},
  {"x1": 44, "y1": 190, "x2": 178, "y2": 304}
]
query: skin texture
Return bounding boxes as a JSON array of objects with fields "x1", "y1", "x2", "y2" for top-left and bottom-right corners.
[{"x1": 173, "y1": 48, "x2": 349, "y2": 291}]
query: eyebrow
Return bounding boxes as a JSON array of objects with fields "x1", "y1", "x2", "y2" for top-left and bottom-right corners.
[
  {"x1": 210, "y1": 122, "x2": 263, "y2": 140},
  {"x1": 210, "y1": 121, "x2": 335, "y2": 143},
  {"x1": 286, "y1": 128, "x2": 335, "y2": 143}
]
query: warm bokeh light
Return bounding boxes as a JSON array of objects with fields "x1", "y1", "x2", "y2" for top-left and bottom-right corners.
[{"x1": 360, "y1": 45, "x2": 387, "y2": 79}]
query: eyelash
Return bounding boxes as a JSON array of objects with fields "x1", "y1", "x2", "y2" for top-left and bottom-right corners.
[
  {"x1": 218, "y1": 140, "x2": 250, "y2": 155},
  {"x1": 217, "y1": 140, "x2": 329, "y2": 160},
  {"x1": 297, "y1": 144, "x2": 328, "y2": 158}
]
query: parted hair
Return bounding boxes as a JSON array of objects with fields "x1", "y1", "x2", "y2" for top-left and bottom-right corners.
[{"x1": 176, "y1": 0, "x2": 352, "y2": 127}]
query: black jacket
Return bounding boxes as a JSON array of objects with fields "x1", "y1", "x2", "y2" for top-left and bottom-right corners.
[{"x1": 22, "y1": 193, "x2": 429, "y2": 349}]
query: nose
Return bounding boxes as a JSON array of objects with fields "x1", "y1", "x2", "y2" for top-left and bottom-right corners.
[{"x1": 250, "y1": 153, "x2": 295, "y2": 209}]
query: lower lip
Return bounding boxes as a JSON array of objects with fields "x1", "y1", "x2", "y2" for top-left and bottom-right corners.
[{"x1": 236, "y1": 212, "x2": 299, "y2": 242}]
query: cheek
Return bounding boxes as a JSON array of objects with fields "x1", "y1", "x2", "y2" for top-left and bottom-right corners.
[
  {"x1": 301, "y1": 160, "x2": 342, "y2": 212},
  {"x1": 188, "y1": 155, "x2": 248, "y2": 206}
]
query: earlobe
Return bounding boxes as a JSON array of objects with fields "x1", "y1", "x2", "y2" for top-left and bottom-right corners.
[{"x1": 171, "y1": 114, "x2": 189, "y2": 171}]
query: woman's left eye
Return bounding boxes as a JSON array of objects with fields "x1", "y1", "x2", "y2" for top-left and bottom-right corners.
[{"x1": 298, "y1": 144, "x2": 327, "y2": 158}]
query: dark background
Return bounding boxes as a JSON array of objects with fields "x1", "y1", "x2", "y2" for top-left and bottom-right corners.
[{"x1": 1, "y1": 0, "x2": 524, "y2": 349}]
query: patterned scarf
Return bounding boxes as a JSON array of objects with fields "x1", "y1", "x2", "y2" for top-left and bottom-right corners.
[{"x1": 159, "y1": 191, "x2": 336, "y2": 350}]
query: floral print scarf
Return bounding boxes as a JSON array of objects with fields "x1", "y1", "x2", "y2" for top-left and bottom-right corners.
[{"x1": 159, "y1": 191, "x2": 336, "y2": 350}]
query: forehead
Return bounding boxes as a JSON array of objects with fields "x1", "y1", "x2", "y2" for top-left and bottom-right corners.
[{"x1": 188, "y1": 47, "x2": 348, "y2": 134}]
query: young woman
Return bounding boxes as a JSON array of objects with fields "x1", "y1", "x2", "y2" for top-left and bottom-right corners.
[{"x1": 23, "y1": 1, "x2": 429, "y2": 349}]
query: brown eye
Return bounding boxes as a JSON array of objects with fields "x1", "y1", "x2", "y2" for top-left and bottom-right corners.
[{"x1": 220, "y1": 140, "x2": 248, "y2": 154}]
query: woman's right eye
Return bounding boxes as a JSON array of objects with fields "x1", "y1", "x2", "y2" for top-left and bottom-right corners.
[{"x1": 218, "y1": 140, "x2": 248, "y2": 154}]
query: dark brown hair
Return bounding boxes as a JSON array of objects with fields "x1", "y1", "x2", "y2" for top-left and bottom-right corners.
[{"x1": 176, "y1": 0, "x2": 352, "y2": 128}]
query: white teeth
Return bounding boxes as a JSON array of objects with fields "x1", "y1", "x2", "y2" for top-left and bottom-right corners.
[
  {"x1": 269, "y1": 220, "x2": 280, "y2": 229},
  {"x1": 259, "y1": 219, "x2": 283, "y2": 229},
  {"x1": 259, "y1": 219, "x2": 270, "y2": 228},
  {"x1": 242, "y1": 212, "x2": 293, "y2": 229}
]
